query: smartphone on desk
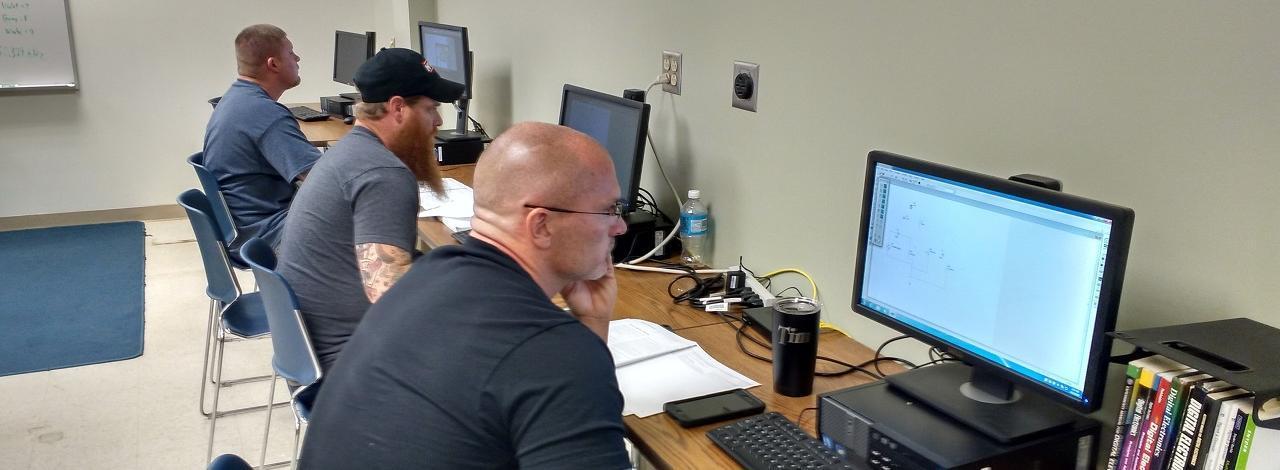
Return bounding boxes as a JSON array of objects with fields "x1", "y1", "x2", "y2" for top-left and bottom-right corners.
[{"x1": 663, "y1": 388, "x2": 765, "y2": 428}]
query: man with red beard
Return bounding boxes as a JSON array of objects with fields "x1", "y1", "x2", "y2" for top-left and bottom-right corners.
[{"x1": 277, "y1": 48, "x2": 463, "y2": 373}]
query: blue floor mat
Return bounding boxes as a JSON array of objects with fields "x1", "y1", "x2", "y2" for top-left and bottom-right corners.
[{"x1": 0, "y1": 221, "x2": 145, "y2": 377}]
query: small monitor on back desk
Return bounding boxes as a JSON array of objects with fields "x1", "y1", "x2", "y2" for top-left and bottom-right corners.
[
  {"x1": 333, "y1": 30, "x2": 375, "y2": 102},
  {"x1": 419, "y1": 21, "x2": 482, "y2": 141}
]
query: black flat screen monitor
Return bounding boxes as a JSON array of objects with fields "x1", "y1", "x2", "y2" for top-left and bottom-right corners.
[
  {"x1": 333, "y1": 30, "x2": 375, "y2": 87},
  {"x1": 558, "y1": 84, "x2": 651, "y2": 214},
  {"x1": 852, "y1": 150, "x2": 1134, "y2": 441},
  {"x1": 418, "y1": 21, "x2": 471, "y2": 99}
]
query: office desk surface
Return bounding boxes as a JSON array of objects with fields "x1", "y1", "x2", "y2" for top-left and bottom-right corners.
[
  {"x1": 413, "y1": 163, "x2": 897, "y2": 468},
  {"x1": 624, "y1": 321, "x2": 898, "y2": 469},
  {"x1": 292, "y1": 103, "x2": 351, "y2": 147}
]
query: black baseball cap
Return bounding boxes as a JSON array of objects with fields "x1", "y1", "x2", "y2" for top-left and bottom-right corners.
[{"x1": 354, "y1": 47, "x2": 465, "y2": 104}]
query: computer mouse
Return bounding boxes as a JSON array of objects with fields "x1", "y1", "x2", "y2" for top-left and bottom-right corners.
[{"x1": 343, "y1": 116, "x2": 355, "y2": 125}]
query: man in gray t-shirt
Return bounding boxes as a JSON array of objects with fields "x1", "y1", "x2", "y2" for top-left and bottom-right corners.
[{"x1": 277, "y1": 48, "x2": 464, "y2": 372}]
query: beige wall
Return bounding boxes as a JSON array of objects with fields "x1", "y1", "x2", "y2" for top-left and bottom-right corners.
[
  {"x1": 438, "y1": 0, "x2": 1280, "y2": 364},
  {"x1": 0, "y1": 0, "x2": 378, "y2": 217}
]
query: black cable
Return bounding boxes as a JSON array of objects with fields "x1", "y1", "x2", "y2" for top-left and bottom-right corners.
[
  {"x1": 731, "y1": 318, "x2": 882, "y2": 380},
  {"x1": 874, "y1": 335, "x2": 916, "y2": 376},
  {"x1": 466, "y1": 115, "x2": 489, "y2": 138},
  {"x1": 777, "y1": 286, "x2": 804, "y2": 298},
  {"x1": 798, "y1": 407, "x2": 818, "y2": 427}
]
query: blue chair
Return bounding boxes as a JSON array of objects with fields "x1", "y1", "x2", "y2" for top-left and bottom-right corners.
[
  {"x1": 178, "y1": 190, "x2": 284, "y2": 463},
  {"x1": 187, "y1": 152, "x2": 248, "y2": 269},
  {"x1": 208, "y1": 454, "x2": 252, "y2": 470},
  {"x1": 242, "y1": 237, "x2": 323, "y2": 470}
]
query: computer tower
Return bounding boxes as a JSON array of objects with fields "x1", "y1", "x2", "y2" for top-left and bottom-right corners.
[
  {"x1": 818, "y1": 380, "x2": 1099, "y2": 470},
  {"x1": 611, "y1": 211, "x2": 678, "y2": 262},
  {"x1": 320, "y1": 95, "x2": 355, "y2": 118},
  {"x1": 434, "y1": 139, "x2": 485, "y2": 165}
]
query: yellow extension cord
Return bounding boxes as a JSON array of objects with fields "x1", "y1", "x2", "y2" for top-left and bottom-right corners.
[{"x1": 758, "y1": 268, "x2": 848, "y2": 336}]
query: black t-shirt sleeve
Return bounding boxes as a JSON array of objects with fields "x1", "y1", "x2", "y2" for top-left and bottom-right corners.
[{"x1": 486, "y1": 323, "x2": 631, "y2": 470}]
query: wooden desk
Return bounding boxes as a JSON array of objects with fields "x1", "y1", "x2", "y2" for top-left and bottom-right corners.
[
  {"x1": 414, "y1": 164, "x2": 899, "y2": 468},
  {"x1": 624, "y1": 322, "x2": 900, "y2": 469},
  {"x1": 292, "y1": 103, "x2": 352, "y2": 147}
]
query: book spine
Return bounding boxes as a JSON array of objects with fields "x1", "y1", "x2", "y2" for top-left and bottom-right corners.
[
  {"x1": 1170, "y1": 385, "x2": 1208, "y2": 470},
  {"x1": 1222, "y1": 407, "x2": 1249, "y2": 470},
  {"x1": 1195, "y1": 393, "x2": 1231, "y2": 470},
  {"x1": 1154, "y1": 375, "x2": 1207, "y2": 470},
  {"x1": 1233, "y1": 414, "x2": 1256, "y2": 470},
  {"x1": 1123, "y1": 377, "x2": 1155, "y2": 470},
  {"x1": 1139, "y1": 376, "x2": 1173, "y2": 470},
  {"x1": 1206, "y1": 400, "x2": 1244, "y2": 470},
  {"x1": 1109, "y1": 368, "x2": 1140, "y2": 470}
]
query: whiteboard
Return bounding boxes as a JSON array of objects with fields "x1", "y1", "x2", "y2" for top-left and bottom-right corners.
[{"x1": 0, "y1": 0, "x2": 78, "y2": 91}]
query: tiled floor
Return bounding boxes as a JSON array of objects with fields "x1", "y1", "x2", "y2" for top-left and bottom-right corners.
[{"x1": 0, "y1": 219, "x2": 299, "y2": 469}]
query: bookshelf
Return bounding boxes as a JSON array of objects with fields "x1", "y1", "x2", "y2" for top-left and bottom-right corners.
[{"x1": 1109, "y1": 318, "x2": 1280, "y2": 431}]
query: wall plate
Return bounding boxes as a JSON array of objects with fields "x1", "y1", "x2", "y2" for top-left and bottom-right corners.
[
  {"x1": 732, "y1": 61, "x2": 759, "y2": 112},
  {"x1": 663, "y1": 50, "x2": 682, "y2": 95}
]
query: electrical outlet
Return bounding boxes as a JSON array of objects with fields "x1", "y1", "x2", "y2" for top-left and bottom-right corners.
[
  {"x1": 731, "y1": 61, "x2": 759, "y2": 112},
  {"x1": 662, "y1": 50, "x2": 682, "y2": 95}
]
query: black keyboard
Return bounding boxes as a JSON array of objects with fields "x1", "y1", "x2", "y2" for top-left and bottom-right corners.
[
  {"x1": 288, "y1": 106, "x2": 330, "y2": 122},
  {"x1": 450, "y1": 229, "x2": 471, "y2": 244},
  {"x1": 707, "y1": 412, "x2": 855, "y2": 470}
]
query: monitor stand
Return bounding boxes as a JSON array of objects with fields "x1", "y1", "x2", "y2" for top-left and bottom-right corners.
[
  {"x1": 884, "y1": 361, "x2": 1080, "y2": 443},
  {"x1": 437, "y1": 98, "x2": 484, "y2": 142},
  {"x1": 339, "y1": 92, "x2": 362, "y2": 101}
]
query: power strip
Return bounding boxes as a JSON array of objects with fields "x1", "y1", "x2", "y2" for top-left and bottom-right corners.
[{"x1": 730, "y1": 265, "x2": 776, "y2": 307}]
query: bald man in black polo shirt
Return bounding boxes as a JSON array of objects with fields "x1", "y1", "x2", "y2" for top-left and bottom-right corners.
[{"x1": 300, "y1": 122, "x2": 631, "y2": 469}]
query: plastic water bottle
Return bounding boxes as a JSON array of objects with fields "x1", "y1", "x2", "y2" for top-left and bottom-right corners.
[{"x1": 680, "y1": 189, "x2": 709, "y2": 266}]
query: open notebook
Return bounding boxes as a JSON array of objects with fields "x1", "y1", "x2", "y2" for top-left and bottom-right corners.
[{"x1": 607, "y1": 319, "x2": 759, "y2": 417}]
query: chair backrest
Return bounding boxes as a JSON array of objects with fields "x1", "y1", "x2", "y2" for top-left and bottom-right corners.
[
  {"x1": 187, "y1": 152, "x2": 239, "y2": 245},
  {"x1": 240, "y1": 237, "x2": 323, "y2": 387},
  {"x1": 208, "y1": 453, "x2": 253, "y2": 470},
  {"x1": 177, "y1": 189, "x2": 241, "y2": 304}
]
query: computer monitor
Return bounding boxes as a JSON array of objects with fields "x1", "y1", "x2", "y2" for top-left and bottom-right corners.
[
  {"x1": 333, "y1": 30, "x2": 375, "y2": 87},
  {"x1": 558, "y1": 84, "x2": 651, "y2": 215},
  {"x1": 418, "y1": 21, "x2": 475, "y2": 139},
  {"x1": 418, "y1": 21, "x2": 471, "y2": 99},
  {"x1": 852, "y1": 150, "x2": 1134, "y2": 442}
]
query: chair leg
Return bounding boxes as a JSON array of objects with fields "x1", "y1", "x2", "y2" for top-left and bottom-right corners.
[
  {"x1": 200, "y1": 299, "x2": 219, "y2": 416},
  {"x1": 291, "y1": 415, "x2": 303, "y2": 470},
  {"x1": 259, "y1": 371, "x2": 279, "y2": 470},
  {"x1": 206, "y1": 333, "x2": 226, "y2": 464}
]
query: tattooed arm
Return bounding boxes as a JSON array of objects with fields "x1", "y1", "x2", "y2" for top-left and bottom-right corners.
[{"x1": 355, "y1": 242, "x2": 413, "y2": 303}]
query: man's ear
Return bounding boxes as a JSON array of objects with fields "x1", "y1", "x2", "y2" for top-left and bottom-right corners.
[
  {"x1": 526, "y1": 209, "x2": 554, "y2": 249},
  {"x1": 264, "y1": 56, "x2": 279, "y2": 74},
  {"x1": 388, "y1": 96, "x2": 408, "y2": 124}
]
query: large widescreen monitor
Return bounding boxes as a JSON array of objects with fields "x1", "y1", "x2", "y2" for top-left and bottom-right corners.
[
  {"x1": 852, "y1": 150, "x2": 1134, "y2": 442},
  {"x1": 418, "y1": 21, "x2": 470, "y2": 99},
  {"x1": 333, "y1": 30, "x2": 375, "y2": 87},
  {"x1": 558, "y1": 84, "x2": 650, "y2": 215}
]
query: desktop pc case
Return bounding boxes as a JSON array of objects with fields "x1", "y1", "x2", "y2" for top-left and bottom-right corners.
[
  {"x1": 611, "y1": 211, "x2": 678, "y2": 262},
  {"x1": 817, "y1": 379, "x2": 1099, "y2": 470}
]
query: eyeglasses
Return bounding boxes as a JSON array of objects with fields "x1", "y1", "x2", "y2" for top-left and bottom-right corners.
[{"x1": 524, "y1": 200, "x2": 625, "y2": 218}]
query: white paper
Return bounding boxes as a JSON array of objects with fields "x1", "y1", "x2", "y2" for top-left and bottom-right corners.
[
  {"x1": 419, "y1": 178, "x2": 474, "y2": 218},
  {"x1": 607, "y1": 319, "x2": 698, "y2": 367},
  {"x1": 616, "y1": 347, "x2": 759, "y2": 417},
  {"x1": 440, "y1": 217, "x2": 472, "y2": 232},
  {"x1": 607, "y1": 319, "x2": 759, "y2": 418}
]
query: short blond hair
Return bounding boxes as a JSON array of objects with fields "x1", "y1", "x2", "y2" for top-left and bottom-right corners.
[
  {"x1": 353, "y1": 96, "x2": 425, "y2": 121},
  {"x1": 235, "y1": 24, "x2": 288, "y2": 77}
]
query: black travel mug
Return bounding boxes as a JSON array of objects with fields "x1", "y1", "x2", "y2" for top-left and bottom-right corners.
[{"x1": 772, "y1": 297, "x2": 821, "y2": 397}]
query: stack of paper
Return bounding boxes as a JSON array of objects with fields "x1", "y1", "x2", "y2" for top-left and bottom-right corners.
[
  {"x1": 607, "y1": 319, "x2": 759, "y2": 417},
  {"x1": 419, "y1": 178, "x2": 473, "y2": 231}
]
